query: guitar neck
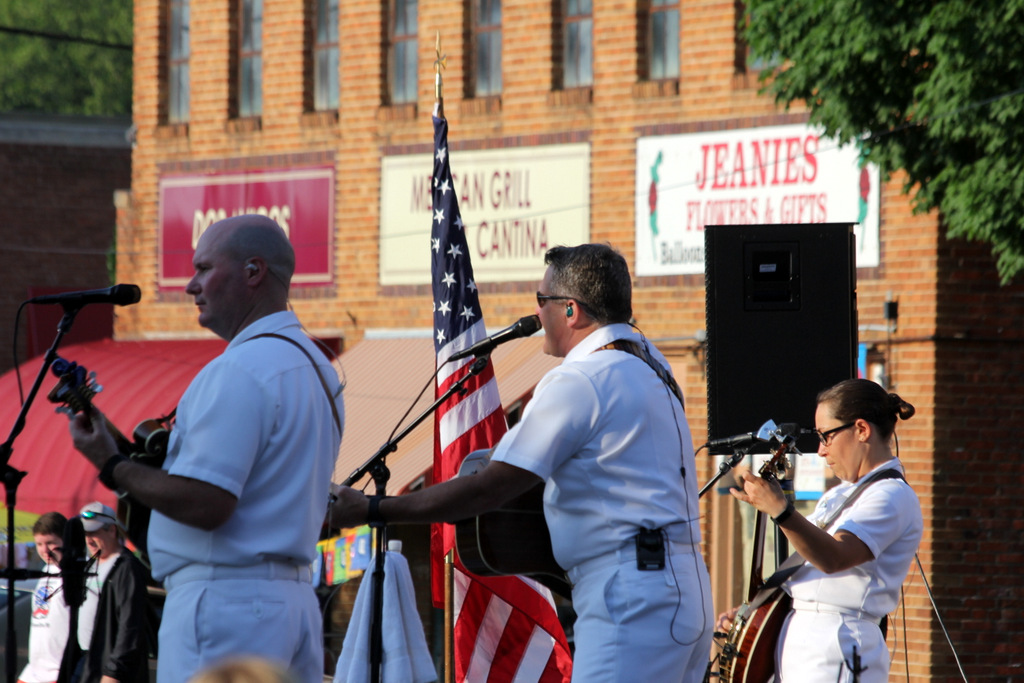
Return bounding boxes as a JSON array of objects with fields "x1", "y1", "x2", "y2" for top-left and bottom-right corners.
[
  {"x1": 746, "y1": 443, "x2": 788, "y2": 602},
  {"x1": 748, "y1": 509, "x2": 768, "y2": 603},
  {"x1": 93, "y1": 410, "x2": 133, "y2": 455}
]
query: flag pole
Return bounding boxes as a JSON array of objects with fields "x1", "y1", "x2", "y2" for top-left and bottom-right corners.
[
  {"x1": 444, "y1": 549, "x2": 455, "y2": 683},
  {"x1": 433, "y1": 31, "x2": 446, "y2": 119},
  {"x1": 435, "y1": 36, "x2": 454, "y2": 683}
]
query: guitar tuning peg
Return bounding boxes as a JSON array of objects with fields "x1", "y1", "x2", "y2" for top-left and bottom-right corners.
[{"x1": 54, "y1": 406, "x2": 74, "y2": 418}]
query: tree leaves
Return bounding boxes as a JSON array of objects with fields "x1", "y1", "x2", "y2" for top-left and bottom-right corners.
[
  {"x1": 0, "y1": 0, "x2": 132, "y2": 115},
  {"x1": 745, "y1": 0, "x2": 1024, "y2": 282}
]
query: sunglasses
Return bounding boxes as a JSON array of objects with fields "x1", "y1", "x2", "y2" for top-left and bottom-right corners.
[
  {"x1": 536, "y1": 292, "x2": 572, "y2": 307},
  {"x1": 81, "y1": 510, "x2": 116, "y2": 522}
]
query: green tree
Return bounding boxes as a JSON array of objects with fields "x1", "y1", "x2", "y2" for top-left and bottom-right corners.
[
  {"x1": 0, "y1": 0, "x2": 132, "y2": 115},
  {"x1": 744, "y1": 0, "x2": 1024, "y2": 283}
]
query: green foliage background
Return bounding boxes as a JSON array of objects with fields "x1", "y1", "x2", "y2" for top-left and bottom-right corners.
[
  {"x1": 745, "y1": 0, "x2": 1024, "y2": 283},
  {"x1": 0, "y1": 0, "x2": 132, "y2": 115}
]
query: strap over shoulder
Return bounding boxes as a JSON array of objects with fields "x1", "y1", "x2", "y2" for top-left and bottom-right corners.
[
  {"x1": 246, "y1": 332, "x2": 343, "y2": 436},
  {"x1": 596, "y1": 339, "x2": 685, "y2": 410}
]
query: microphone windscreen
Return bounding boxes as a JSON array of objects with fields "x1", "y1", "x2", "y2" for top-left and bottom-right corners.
[
  {"x1": 518, "y1": 314, "x2": 541, "y2": 336},
  {"x1": 112, "y1": 284, "x2": 142, "y2": 306}
]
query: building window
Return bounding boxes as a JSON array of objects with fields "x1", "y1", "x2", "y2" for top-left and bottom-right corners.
[
  {"x1": 390, "y1": 0, "x2": 418, "y2": 104},
  {"x1": 314, "y1": 0, "x2": 339, "y2": 110},
  {"x1": 734, "y1": 1, "x2": 778, "y2": 74},
  {"x1": 168, "y1": 0, "x2": 190, "y2": 123},
  {"x1": 563, "y1": 0, "x2": 592, "y2": 88},
  {"x1": 239, "y1": 0, "x2": 263, "y2": 117},
  {"x1": 648, "y1": 0, "x2": 679, "y2": 80},
  {"x1": 473, "y1": 0, "x2": 501, "y2": 97}
]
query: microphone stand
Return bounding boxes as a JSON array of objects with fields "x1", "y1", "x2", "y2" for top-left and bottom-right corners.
[
  {"x1": 698, "y1": 447, "x2": 751, "y2": 498},
  {"x1": 340, "y1": 356, "x2": 490, "y2": 683},
  {"x1": 0, "y1": 305, "x2": 82, "y2": 683}
]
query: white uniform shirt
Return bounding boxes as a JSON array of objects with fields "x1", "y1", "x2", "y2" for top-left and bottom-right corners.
[
  {"x1": 20, "y1": 565, "x2": 70, "y2": 683},
  {"x1": 786, "y1": 459, "x2": 923, "y2": 618},
  {"x1": 491, "y1": 323, "x2": 701, "y2": 571},
  {"x1": 148, "y1": 311, "x2": 344, "y2": 580}
]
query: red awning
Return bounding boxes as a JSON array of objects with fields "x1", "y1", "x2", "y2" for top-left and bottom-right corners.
[
  {"x1": 0, "y1": 333, "x2": 560, "y2": 522},
  {"x1": 0, "y1": 338, "x2": 226, "y2": 519}
]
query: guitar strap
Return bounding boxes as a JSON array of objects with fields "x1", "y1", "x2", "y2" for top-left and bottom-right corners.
[
  {"x1": 749, "y1": 466, "x2": 907, "y2": 611},
  {"x1": 596, "y1": 339, "x2": 684, "y2": 410},
  {"x1": 248, "y1": 332, "x2": 343, "y2": 436}
]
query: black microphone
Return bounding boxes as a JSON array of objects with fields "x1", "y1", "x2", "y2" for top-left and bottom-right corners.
[
  {"x1": 59, "y1": 516, "x2": 90, "y2": 609},
  {"x1": 448, "y1": 315, "x2": 542, "y2": 361},
  {"x1": 28, "y1": 284, "x2": 142, "y2": 308},
  {"x1": 705, "y1": 431, "x2": 763, "y2": 455}
]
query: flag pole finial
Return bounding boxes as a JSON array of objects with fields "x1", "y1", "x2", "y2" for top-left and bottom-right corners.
[{"x1": 433, "y1": 31, "x2": 447, "y2": 118}]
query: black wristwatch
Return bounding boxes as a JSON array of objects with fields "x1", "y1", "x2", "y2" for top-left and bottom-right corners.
[
  {"x1": 367, "y1": 495, "x2": 388, "y2": 525},
  {"x1": 99, "y1": 454, "x2": 129, "y2": 491},
  {"x1": 772, "y1": 501, "x2": 796, "y2": 525}
]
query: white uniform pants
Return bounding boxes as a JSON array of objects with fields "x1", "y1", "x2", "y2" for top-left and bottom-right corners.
[
  {"x1": 567, "y1": 544, "x2": 713, "y2": 683},
  {"x1": 776, "y1": 609, "x2": 888, "y2": 682},
  {"x1": 156, "y1": 570, "x2": 322, "y2": 683}
]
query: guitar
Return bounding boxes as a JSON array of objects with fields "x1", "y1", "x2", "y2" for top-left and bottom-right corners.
[
  {"x1": 453, "y1": 450, "x2": 572, "y2": 599},
  {"x1": 717, "y1": 436, "x2": 797, "y2": 683},
  {"x1": 48, "y1": 357, "x2": 173, "y2": 566}
]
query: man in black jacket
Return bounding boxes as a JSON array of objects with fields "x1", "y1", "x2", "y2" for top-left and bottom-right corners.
[{"x1": 76, "y1": 502, "x2": 150, "y2": 683}]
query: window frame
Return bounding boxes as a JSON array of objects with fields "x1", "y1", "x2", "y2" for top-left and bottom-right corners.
[
  {"x1": 471, "y1": 0, "x2": 502, "y2": 97},
  {"x1": 562, "y1": 0, "x2": 593, "y2": 89},
  {"x1": 389, "y1": 0, "x2": 418, "y2": 105},
  {"x1": 167, "y1": 0, "x2": 190, "y2": 124},
  {"x1": 312, "y1": 0, "x2": 339, "y2": 111},
  {"x1": 238, "y1": 0, "x2": 264, "y2": 118},
  {"x1": 646, "y1": 0, "x2": 679, "y2": 81}
]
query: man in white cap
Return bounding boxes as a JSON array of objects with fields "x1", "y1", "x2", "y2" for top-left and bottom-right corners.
[{"x1": 74, "y1": 502, "x2": 149, "y2": 683}]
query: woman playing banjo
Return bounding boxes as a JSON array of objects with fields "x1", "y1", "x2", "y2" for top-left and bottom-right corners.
[{"x1": 719, "y1": 378, "x2": 923, "y2": 682}]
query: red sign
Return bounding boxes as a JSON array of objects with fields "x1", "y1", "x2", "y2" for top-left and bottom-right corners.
[{"x1": 158, "y1": 166, "x2": 334, "y2": 288}]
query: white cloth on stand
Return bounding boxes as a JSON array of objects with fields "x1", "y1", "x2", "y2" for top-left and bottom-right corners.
[{"x1": 334, "y1": 550, "x2": 436, "y2": 683}]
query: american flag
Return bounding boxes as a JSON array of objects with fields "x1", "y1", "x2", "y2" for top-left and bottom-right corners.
[{"x1": 430, "y1": 115, "x2": 573, "y2": 683}]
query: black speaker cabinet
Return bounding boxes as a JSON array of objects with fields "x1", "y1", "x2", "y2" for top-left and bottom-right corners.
[{"x1": 705, "y1": 223, "x2": 858, "y2": 454}]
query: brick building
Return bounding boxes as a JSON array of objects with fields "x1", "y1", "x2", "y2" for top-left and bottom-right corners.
[
  {"x1": 113, "y1": 0, "x2": 1024, "y2": 679},
  {"x1": 0, "y1": 114, "x2": 132, "y2": 374}
]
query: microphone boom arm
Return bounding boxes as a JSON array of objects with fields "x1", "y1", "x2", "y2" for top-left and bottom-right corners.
[
  {"x1": 0, "y1": 307, "x2": 82, "y2": 683},
  {"x1": 337, "y1": 355, "x2": 490, "y2": 683}
]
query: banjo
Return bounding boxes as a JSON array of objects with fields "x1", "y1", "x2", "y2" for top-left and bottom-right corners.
[{"x1": 717, "y1": 436, "x2": 796, "y2": 683}]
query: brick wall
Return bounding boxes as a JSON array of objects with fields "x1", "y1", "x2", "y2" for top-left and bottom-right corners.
[
  {"x1": 124, "y1": 1, "x2": 1024, "y2": 678},
  {"x1": 0, "y1": 117, "x2": 131, "y2": 373}
]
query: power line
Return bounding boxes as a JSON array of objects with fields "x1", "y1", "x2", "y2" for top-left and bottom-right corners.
[{"x1": 0, "y1": 24, "x2": 131, "y2": 51}]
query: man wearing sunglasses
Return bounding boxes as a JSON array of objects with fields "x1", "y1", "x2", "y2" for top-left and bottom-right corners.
[
  {"x1": 74, "y1": 502, "x2": 149, "y2": 683},
  {"x1": 67, "y1": 216, "x2": 344, "y2": 683},
  {"x1": 331, "y1": 243, "x2": 714, "y2": 683}
]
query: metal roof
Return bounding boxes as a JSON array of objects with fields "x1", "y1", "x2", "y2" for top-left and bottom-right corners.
[
  {"x1": 0, "y1": 338, "x2": 225, "y2": 518},
  {"x1": 0, "y1": 334, "x2": 558, "y2": 519}
]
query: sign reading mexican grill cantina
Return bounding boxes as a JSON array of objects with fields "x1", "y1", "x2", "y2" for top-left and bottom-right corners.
[{"x1": 379, "y1": 142, "x2": 590, "y2": 286}]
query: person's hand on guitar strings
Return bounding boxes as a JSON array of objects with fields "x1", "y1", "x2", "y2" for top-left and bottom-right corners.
[
  {"x1": 729, "y1": 465, "x2": 789, "y2": 519},
  {"x1": 68, "y1": 404, "x2": 121, "y2": 472},
  {"x1": 715, "y1": 606, "x2": 740, "y2": 634}
]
